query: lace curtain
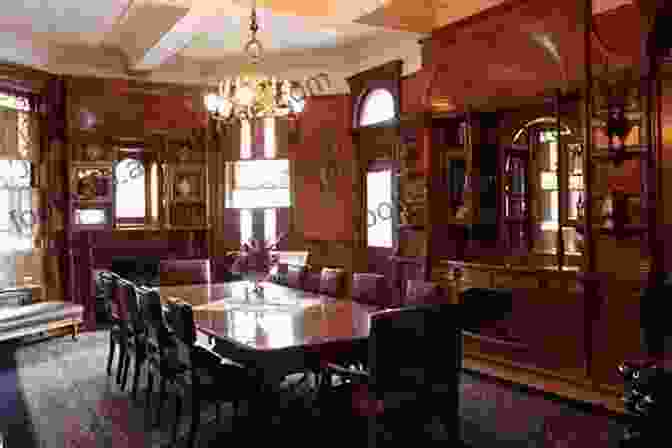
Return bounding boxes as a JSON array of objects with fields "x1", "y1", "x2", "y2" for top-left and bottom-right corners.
[{"x1": 0, "y1": 95, "x2": 40, "y2": 289}]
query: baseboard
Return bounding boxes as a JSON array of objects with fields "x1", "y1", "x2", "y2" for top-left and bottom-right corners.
[{"x1": 463, "y1": 354, "x2": 629, "y2": 417}]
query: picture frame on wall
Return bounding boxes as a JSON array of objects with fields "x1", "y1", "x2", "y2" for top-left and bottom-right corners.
[
  {"x1": 70, "y1": 162, "x2": 114, "y2": 202},
  {"x1": 165, "y1": 164, "x2": 206, "y2": 203}
]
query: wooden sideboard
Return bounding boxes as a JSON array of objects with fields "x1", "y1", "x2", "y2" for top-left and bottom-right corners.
[{"x1": 433, "y1": 258, "x2": 647, "y2": 401}]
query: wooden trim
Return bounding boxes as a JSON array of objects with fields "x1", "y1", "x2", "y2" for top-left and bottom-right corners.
[{"x1": 463, "y1": 353, "x2": 628, "y2": 415}]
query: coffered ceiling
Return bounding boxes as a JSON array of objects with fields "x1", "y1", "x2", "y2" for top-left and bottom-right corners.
[{"x1": 0, "y1": 0, "x2": 635, "y2": 92}]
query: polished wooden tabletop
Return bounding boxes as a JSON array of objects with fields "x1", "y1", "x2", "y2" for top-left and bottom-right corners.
[{"x1": 154, "y1": 281, "x2": 378, "y2": 352}]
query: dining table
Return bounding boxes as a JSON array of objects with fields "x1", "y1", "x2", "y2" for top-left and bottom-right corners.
[{"x1": 152, "y1": 280, "x2": 379, "y2": 427}]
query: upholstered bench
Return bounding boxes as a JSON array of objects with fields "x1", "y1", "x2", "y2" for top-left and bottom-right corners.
[{"x1": 0, "y1": 301, "x2": 84, "y2": 342}]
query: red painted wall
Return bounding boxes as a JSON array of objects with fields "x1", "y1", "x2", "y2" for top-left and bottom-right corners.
[
  {"x1": 289, "y1": 95, "x2": 354, "y2": 242},
  {"x1": 401, "y1": 69, "x2": 430, "y2": 114},
  {"x1": 144, "y1": 94, "x2": 207, "y2": 130}
]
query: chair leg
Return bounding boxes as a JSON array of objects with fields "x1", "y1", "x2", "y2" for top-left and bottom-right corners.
[
  {"x1": 232, "y1": 400, "x2": 239, "y2": 431},
  {"x1": 173, "y1": 393, "x2": 182, "y2": 444},
  {"x1": 106, "y1": 339, "x2": 116, "y2": 376},
  {"x1": 131, "y1": 354, "x2": 144, "y2": 400},
  {"x1": 215, "y1": 402, "x2": 221, "y2": 424},
  {"x1": 188, "y1": 393, "x2": 200, "y2": 448},
  {"x1": 155, "y1": 375, "x2": 167, "y2": 427},
  {"x1": 145, "y1": 370, "x2": 154, "y2": 421},
  {"x1": 121, "y1": 353, "x2": 131, "y2": 391},
  {"x1": 116, "y1": 348, "x2": 126, "y2": 385}
]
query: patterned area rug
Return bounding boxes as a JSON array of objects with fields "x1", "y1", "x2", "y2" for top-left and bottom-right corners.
[{"x1": 0, "y1": 331, "x2": 629, "y2": 447}]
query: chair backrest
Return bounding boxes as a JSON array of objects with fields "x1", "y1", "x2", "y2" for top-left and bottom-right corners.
[
  {"x1": 165, "y1": 300, "x2": 196, "y2": 346},
  {"x1": 164, "y1": 300, "x2": 197, "y2": 366},
  {"x1": 351, "y1": 273, "x2": 389, "y2": 308},
  {"x1": 96, "y1": 270, "x2": 116, "y2": 299},
  {"x1": 319, "y1": 267, "x2": 346, "y2": 297},
  {"x1": 286, "y1": 264, "x2": 306, "y2": 289},
  {"x1": 105, "y1": 272, "x2": 128, "y2": 323},
  {"x1": 139, "y1": 288, "x2": 173, "y2": 353},
  {"x1": 118, "y1": 277, "x2": 144, "y2": 334},
  {"x1": 404, "y1": 280, "x2": 445, "y2": 307},
  {"x1": 368, "y1": 304, "x2": 462, "y2": 399},
  {"x1": 164, "y1": 300, "x2": 246, "y2": 375}
]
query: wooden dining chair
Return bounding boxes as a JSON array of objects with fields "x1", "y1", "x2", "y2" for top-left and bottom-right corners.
[
  {"x1": 351, "y1": 273, "x2": 390, "y2": 308},
  {"x1": 164, "y1": 300, "x2": 255, "y2": 447},
  {"x1": 286, "y1": 264, "x2": 306, "y2": 289},
  {"x1": 404, "y1": 280, "x2": 445, "y2": 307},
  {"x1": 319, "y1": 267, "x2": 346, "y2": 297},
  {"x1": 117, "y1": 278, "x2": 148, "y2": 399},
  {"x1": 103, "y1": 271, "x2": 132, "y2": 387},
  {"x1": 141, "y1": 288, "x2": 178, "y2": 427},
  {"x1": 319, "y1": 304, "x2": 463, "y2": 446}
]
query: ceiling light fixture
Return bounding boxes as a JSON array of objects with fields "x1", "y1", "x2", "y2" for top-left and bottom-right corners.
[{"x1": 204, "y1": 0, "x2": 330, "y2": 123}]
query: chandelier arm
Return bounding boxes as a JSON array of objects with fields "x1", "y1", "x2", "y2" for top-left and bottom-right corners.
[{"x1": 205, "y1": 0, "x2": 321, "y2": 122}]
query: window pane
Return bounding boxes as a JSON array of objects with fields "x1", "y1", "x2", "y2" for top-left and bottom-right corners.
[
  {"x1": 264, "y1": 209, "x2": 276, "y2": 244},
  {"x1": 0, "y1": 93, "x2": 29, "y2": 111},
  {"x1": 359, "y1": 89, "x2": 395, "y2": 126},
  {"x1": 150, "y1": 163, "x2": 159, "y2": 222},
  {"x1": 0, "y1": 190, "x2": 9, "y2": 229},
  {"x1": 264, "y1": 117, "x2": 276, "y2": 158},
  {"x1": 0, "y1": 160, "x2": 30, "y2": 188},
  {"x1": 367, "y1": 170, "x2": 392, "y2": 248},
  {"x1": 228, "y1": 160, "x2": 290, "y2": 208},
  {"x1": 234, "y1": 160, "x2": 289, "y2": 189},
  {"x1": 115, "y1": 158, "x2": 146, "y2": 219},
  {"x1": 230, "y1": 189, "x2": 290, "y2": 209},
  {"x1": 240, "y1": 209, "x2": 252, "y2": 245}
]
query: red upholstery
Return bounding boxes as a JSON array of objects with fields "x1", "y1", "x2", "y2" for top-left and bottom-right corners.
[
  {"x1": 302, "y1": 271, "x2": 322, "y2": 293},
  {"x1": 286, "y1": 264, "x2": 306, "y2": 289},
  {"x1": 351, "y1": 273, "x2": 389, "y2": 308},
  {"x1": 319, "y1": 267, "x2": 346, "y2": 297},
  {"x1": 405, "y1": 280, "x2": 445, "y2": 306},
  {"x1": 159, "y1": 259, "x2": 211, "y2": 286}
]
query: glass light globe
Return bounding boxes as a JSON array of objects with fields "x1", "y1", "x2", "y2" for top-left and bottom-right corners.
[
  {"x1": 204, "y1": 93, "x2": 219, "y2": 112},
  {"x1": 220, "y1": 99, "x2": 233, "y2": 116},
  {"x1": 236, "y1": 84, "x2": 256, "y2": 106}
]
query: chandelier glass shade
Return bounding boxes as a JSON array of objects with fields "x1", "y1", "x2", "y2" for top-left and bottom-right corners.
[{"x1": 204, "y1": 3, "x2": 316, "y2": 123}]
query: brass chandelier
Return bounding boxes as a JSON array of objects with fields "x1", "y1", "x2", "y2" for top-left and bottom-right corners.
[{"x1": 204, "y1": 1, "x2": 330, "y2": 122}]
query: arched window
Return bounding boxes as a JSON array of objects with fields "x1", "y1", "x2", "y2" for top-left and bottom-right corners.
[{"x1": 358, "y1": 88, "x2": 395, "y2": 127}]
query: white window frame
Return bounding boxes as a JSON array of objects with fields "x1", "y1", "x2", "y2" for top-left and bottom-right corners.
[{"x1": 359, "y1": 88, "x2": 395, "y2": 127}]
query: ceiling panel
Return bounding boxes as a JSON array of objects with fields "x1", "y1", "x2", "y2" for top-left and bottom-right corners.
[
  {"x1": 142, "y1": 6, "x2": 380, "y2": 67},
  {"x1": 0, "y1": 0, "x2": 130, "y2": 43}
]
